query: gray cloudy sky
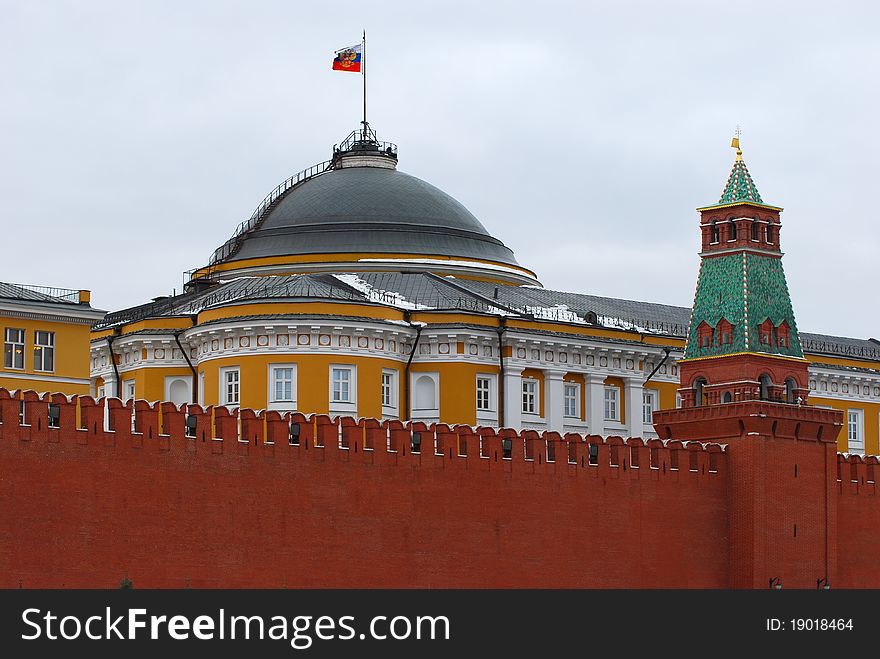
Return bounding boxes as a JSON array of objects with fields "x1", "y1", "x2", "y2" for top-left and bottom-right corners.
[{"x1": 2, "y1": 0, "x2": 878, "y2": 339}]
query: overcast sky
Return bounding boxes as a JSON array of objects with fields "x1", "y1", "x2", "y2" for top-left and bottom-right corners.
[{"x1": 2, "y1": 1, "x2": 877, "y2": 340}]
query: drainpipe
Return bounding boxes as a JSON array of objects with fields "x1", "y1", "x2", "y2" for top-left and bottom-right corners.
[
  {"x1": 105, "y1": 331, "x2": 122, "y2": 398},
  {"x1": 403, "y1": 311, "x2": 423, "y2": 422},
  {"x1": 496, "y1": 318, "x2": 507, "y2": 427},
  {"x1": 643, "y1": 347, "x2": 672, "y2": 384},
  {"x1": 174, "y1": 330, "x2": 198, "y2": 404}
]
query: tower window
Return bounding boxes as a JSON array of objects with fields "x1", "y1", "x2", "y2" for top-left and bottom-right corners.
[
  {"x1": 751, "y1": 221, "x2": 759, "y2": 241},
  {"x1": 758, "y1": 374, "x2": 772, "y2": 401},
  {"x1": 710, "y1": 221, "x2": 720, "y2": 244},
  {"x1": 766, "y1": 225, "x2": 775, "y2": 243},
  {"x1": 728, "y1": 219, "x2": 737, "y2": 241},
  {"x1": 693, "y1": 378, "x2": 707, "y2": 407}
]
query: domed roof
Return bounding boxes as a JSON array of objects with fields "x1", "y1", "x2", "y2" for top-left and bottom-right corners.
[{"x1": 225, "y1": 165, "x2": 520, "y2": 267}]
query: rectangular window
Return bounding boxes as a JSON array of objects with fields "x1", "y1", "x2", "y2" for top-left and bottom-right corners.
[
  {"x1": 847, "y1": 409, "x2": 864, "y2": 454},
  {"x1": 381, "y1": 372, "x2": 392, "y2": 406},
  {"x1": 332, "y1": 367, "x2": 353, "y2": 403},
  {"x1": 522, "y1": 379, "x2": 538, "y2": 414},
  {"x1": 123, "y1": 380, "x2": 136, "y2": 402},
  {"x1": 643, "y1": 390, "x2": 657, "y2": 424},
  {"x1": 564, "y1": 383, "x2": 579, "y2": 418},
  {"x1": 223, "y1": 369, "x2": 240, "y2": 405},
  {"x1": 476, "y1": 376, "x2": 492, "y2": 411},
  {"x1": 604, "y1": 386, "x2": 618, "y2": 421},
  {"x1": 272, "y1": 367, "x2": 294, "y2": 402},
  {"x1": 381, "y1": 369, "x2": 398, "y2": 412},
  {"x1": 33, "y1": 330, "x2": 55, "y2": 372},
  {"x1": 3, "y1": 328, "x2": 25, "y2": 369}
]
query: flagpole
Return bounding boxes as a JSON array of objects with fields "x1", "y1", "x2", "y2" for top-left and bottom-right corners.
[{"x1": 362, "y1": 29, "x2": 367, "y2": 137}]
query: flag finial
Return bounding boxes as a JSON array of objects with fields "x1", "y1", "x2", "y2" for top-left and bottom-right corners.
[{"x1": 731, "y1": 125, "x2": 743, "y2": 161}]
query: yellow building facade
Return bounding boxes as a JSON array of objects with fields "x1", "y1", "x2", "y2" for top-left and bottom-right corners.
[
  {"x1": 1, "y1": 283, "x2": 104, "y2": 396},
  {"x1": 88, "y1": 128, "x2": 880, "y2": 454}
]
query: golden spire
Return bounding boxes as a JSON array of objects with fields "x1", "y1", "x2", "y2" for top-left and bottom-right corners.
[{"x1": 731, "y1": 125, "x2": 743, "y2": 161}]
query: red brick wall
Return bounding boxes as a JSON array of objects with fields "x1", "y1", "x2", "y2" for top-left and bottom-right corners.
[
  {"x1": 1, "y1": 389, "x2": 877, "y2": 588},
  {"x1": 0, "y1": 390, "x2": 727, "y2": 588},
  {"x1": 836, "y1": 455, "x2": 880, "y2": 588}
]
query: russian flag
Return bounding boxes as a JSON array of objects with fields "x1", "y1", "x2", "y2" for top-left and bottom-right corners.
[{"x1": 332, "y1": 44, "x2": 362, "y2": 73}]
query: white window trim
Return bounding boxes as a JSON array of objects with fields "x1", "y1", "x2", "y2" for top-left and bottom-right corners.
[
  {"x1": 123, "y1": 379, "x2": 136, "y2": 402},
  {"x1": 604, "y1": 386, "x2": 619, "y2": 422},
  {"x1": 410, "y1": 371, "x2": 440, "y2": 422},
  {"x1": 643, "y1": 389, "x2": 658, "y2": 425},
  {"x1": 564, "y1": 382, "x2": 581, "y2": 419},
  {"x1": 219, "y1": 367, "x2": 240, "y2": 408},
  {"x1": 847, "y1": 408, "x2": 864, "y2": 455},
  {"x1": 4, "y1": 327, "x2": 25, "y2": 370},
  {"x1": 476, "y1": 373, "x2": 498, "y2": 425},
  {"x1": 268, "y1": 363, "x2": 297, "y2": 412},
  {"x1": 522, "y1": 378, "x2": 540, "y2": 416},
  {"x1": 381, "y1": 368, "x2": 399, "y2": 419},
  {"x1": 329, "y1": 364, "x2": 357, "y2": 415},
  {"x1": 33, "y1": 330, "x2": 55, "y2": 373}
]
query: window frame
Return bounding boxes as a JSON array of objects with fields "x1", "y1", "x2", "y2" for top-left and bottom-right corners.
[
  {"x1": 521, "y1": 378, "x2": 539, "y2": 415},
  {"x1": 643, "y1": 389, "x2": 658, "y2": 425},
  {"x1": 563, "y1": 382, "x2": 580, "y2": 418},
  {"x1": 268, "y1": 363, "x2": 297, "y2": 410},
  {"x1": 329, "y1": 364, "x2": 357, "y2": 414},
  {"x1": 381, "y1": 368, "x2": 399, "y2": 418},
  {"x1": 476, "y1": 375, "x2": 493, "y2": 412},
  {"x1": 219, "y1": 367, "x2": 240, "y2": 407},
  {"x1": 3, "y1": 327, "x2": 25, "y2": 370},
  {"x1": 33, "y1": 330, "x2": 55, "y2": 372},
  {"x1": 847, "y1": 409, "x2": 864, "y2": 455},
  {"x1": 123, "y1": 379, "x2": 136, "y2": 402},
  {"x1": 604, "y1": 386, "x2": 619, "y2": 421}
]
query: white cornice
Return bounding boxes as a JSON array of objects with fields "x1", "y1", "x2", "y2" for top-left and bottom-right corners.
[{"x1": 1, "y1": 301, "x2": 105, "y2": 325}]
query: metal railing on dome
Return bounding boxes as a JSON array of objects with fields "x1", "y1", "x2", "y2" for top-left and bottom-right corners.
[
  {"x1": 333, "y1": 128, "x2": 398, "y2": 159},
  {"x1": 206, "y1": 159, "x2": 334, "y2": 267}
]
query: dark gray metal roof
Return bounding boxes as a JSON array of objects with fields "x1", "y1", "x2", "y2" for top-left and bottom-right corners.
[
  {"x1": 95, "y1": 273, "x2": 880, "y2": 362},
  {"x1": 226, "y1": 167, "x2": 520, "y2": 266},
  {"x1": 0, "y1": 282, "x2": 80, "y2": 305}
]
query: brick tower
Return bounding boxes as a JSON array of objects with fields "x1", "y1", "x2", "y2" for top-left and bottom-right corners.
[{"x1": 653, "y1": 136, "x2": 844, "y2": 588}]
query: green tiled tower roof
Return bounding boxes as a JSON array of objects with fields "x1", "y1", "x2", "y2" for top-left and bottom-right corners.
[
  {"x1": 683, "y1": 142, "x2": 803, "y2": 361},
  {"x1": 719, "y1": 154, "x2": 763, "y2": 204},
  {"x1": 682, "y1": 253, "x2": 804, "y2": 360}
]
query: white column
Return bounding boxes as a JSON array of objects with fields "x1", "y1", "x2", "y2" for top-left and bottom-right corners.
[
  {"x1": 503, "y1": 367, "x2": 524, "y2": 429},
  {"x1": 625, "y1": 376, "x2": 645, "y2": 438},
  {"x1": 544, "y1": 369, "x2": 566, "y2": 433},
  {"x1": 585, "y1": 372, "x2": 606, "y2": 436}
]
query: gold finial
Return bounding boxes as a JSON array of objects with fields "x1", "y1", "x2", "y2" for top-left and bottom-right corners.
[{"x1": 731, "y1": 125, "x2": 743, "y2": 161}]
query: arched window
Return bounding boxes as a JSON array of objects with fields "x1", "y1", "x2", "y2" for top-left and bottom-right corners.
[
  {"x1": 758, "y1": 374, "x2": 772, "y2": 401},
  {"x1": 728, "y1": 219, "x2": 737, "y2": 241},
  {"x1": 414, "y1": 375, "x2": 437, "y2": 410},
  {"x1": 766, "y1": 224, "x2": 774, "y2": 243},
  {"x1": 785, "y1": 378, "x2": 797, "y2": 404},
  {"x1": 694, "y1": 378, "x2": 708, "y2": 407},
  {"x1": 169, "y1": 379, "x2": 189, "y2": 405},
  {"x1": 751, "y1": 221, "x2": 759, "y2": 241},
  {"x1": 710, "y1": 221, "x2": 719, "y2": 243},
  {"x1": 721, "y1": 391, "x2": 732, "y2": 404}
]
